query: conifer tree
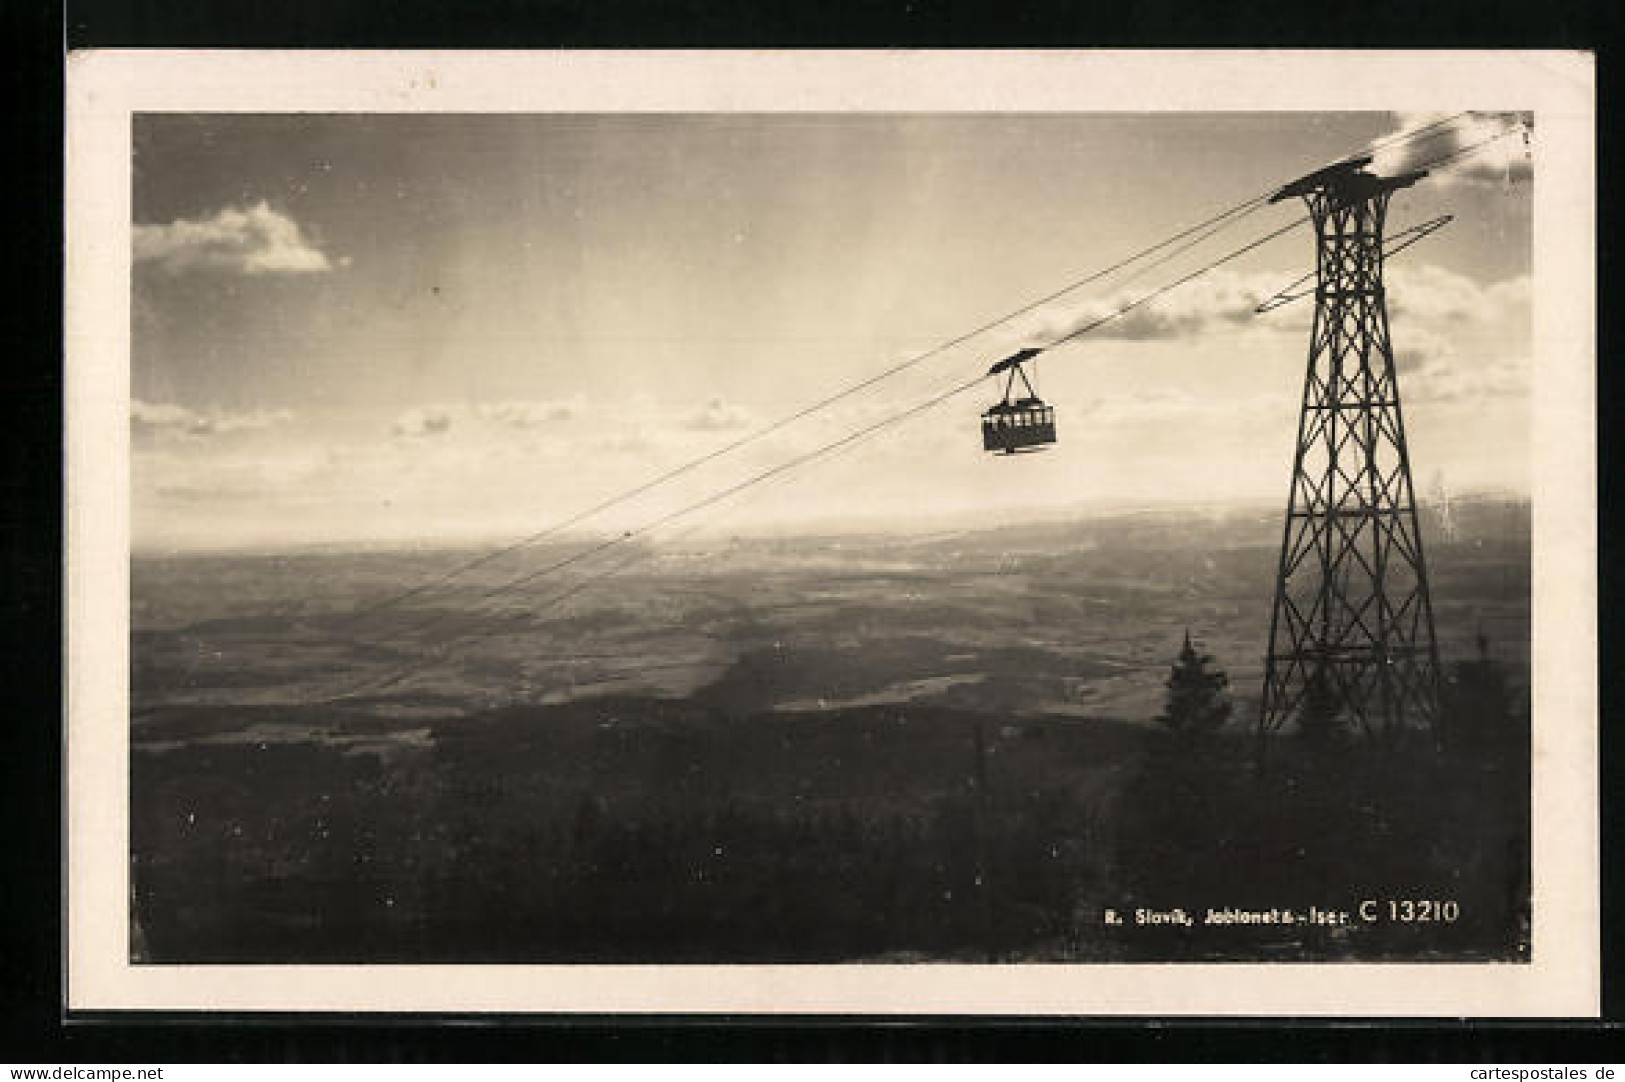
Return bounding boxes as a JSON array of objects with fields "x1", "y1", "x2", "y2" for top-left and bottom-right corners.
[{"x1": 1158, "y1": 629, "x2": 1232, "y2": 735}]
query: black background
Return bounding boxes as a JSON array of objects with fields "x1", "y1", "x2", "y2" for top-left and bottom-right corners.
[{"x1": 5, "y1": 0, "x2": 1620, "y2": 1062}]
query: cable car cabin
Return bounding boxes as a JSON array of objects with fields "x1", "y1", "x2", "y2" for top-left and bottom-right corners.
[
  {"x1": 981, "y1": 348, "x2": 1057, "y2": 454},
  {"x1": 982, "y1": 399, "x2": 1056, "y2": 453}
]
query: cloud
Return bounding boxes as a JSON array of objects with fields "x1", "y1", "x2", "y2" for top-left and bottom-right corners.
[
  {"x1": 131, "y1": 399, "x2": 294, "y2": 440},
  {"x1": 1387, "y1": 266, "x2": 1530, "y2": 324},
  {"x1": 1388, "y1": 313, "x2": 1528, "y2": 406},
  {"x1": 684, "y1": 395, "x2": 754, "y2": 431},
  {"x1": 1073, "y1": 388, "x2": 1287, "y2": 426},
  {"x1": 211, "y1": 408, "x2": 296, "y2": 434},
  {"x1": 134, "y1": 201, "x2": 338, "y2": 276},
  {"x1": 385, "y1": 394, "x2": 737, "y2": 456},
  {"x1": 1072, "y1": 388, "x2": 1208, "y2": 423},
  {"x1": 594, "y1": 431, "x2": 655, "y2": 455},
  {"x1": 1370, "y1": 112, "x2": 1532, "y2": 187},
  {"x1": 1016, "y1": 270, "x2": 1297, "y2": 345},
  {"x1": 1404, "y1": 353, "x2": 1528, "y2": 405},
  {"x1": 475, "y1": 397, "x2": 584, "y2": 428},
  {"x1": 391, "y1": 405, "x2": 453, "y2": 438},
  {"x1": 132, "y1": 400, "x2": 209, "y2": 438},
  {"x1": 1012, "y1": 262, "x2": 1527, "y2": 351},
  {"x1": 1393, "y1": 325, "x2": 1455, "y2": 375}
]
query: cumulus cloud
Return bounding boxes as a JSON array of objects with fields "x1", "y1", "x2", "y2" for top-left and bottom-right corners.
[
  {"x1": 475, "y1": 397, "x2": 584, "y2": 428},
  {"x1": 1005, "y1": 262, "x2": 1526, "y2": 353},
  {"x1": 1389, "y1": 313, "x2": 1528, "y2": 406},
  {"x1": 1073, "y1": 389, "x2": 1207, "y2": 424},
  {"x1": 1405, "y1": 353, "x2": 1529, "y2": 405},
  {"x1": 595, "y1": 431, "x2": 655, "y2": 455},
  {"x1": 134, "y1": 201, "x2": 338, "y2": 276},
  {"x1": 392, "y1": 405, "x2": 454, "y2": 438},
  {"x1": 1387, "y1": 265, "x2": 1530, "y2": 324},
  {"x1": 1370, "y1": 111, "x2": 1532, "y2": 187},
  {"x1": 132, "y1": 400, "x2": 208, "y2": 438},
  {"x1": 1017, "y1": 270, "x2": 1296, "y2": 345},
  {"x1": 131, "y1": 399, "x2": 294, "y2": 440},
  {"x1": 1392, "y1": 325, "x2": 1456, "y2": 375},
  {"x1": 684, "y1": 395, "x2": 754, "y2": 431},
  {"x1": 1073, "y1": 388, "x2": 1288, "y2": 426},
  {"x1": 387, "y1": 394, "x2": 730, "y2": 454}
]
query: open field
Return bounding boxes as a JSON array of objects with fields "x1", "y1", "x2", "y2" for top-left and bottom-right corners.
[{"x1": 132, "y1": 497, "x2": 1531, "y2": 722}]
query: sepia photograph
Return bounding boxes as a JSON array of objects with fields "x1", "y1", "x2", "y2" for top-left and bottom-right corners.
[{"x1": 66, "y1": 51, "x2": 1597, "y2": 1015}]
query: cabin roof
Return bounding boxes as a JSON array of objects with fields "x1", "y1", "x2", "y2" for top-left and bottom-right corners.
[{"x1": 986, "y1": 347, "x2": 1044, "y2": 376}]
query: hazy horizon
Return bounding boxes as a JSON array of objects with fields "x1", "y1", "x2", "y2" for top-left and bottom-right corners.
[{"x1": 126, "y1": 483, "x2": 1536, "y2": 558}]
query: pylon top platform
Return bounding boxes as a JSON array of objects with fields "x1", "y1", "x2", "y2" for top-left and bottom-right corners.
[{"x1": 1270, "y1": 157, "x2": 1428, "y2": 207}]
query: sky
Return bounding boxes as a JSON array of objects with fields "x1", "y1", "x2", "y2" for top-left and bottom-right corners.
[{"x1": 130, "y1": 112, "x2": 1533, "y2": 551}]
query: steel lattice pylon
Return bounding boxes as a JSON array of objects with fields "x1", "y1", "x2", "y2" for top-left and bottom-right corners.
[{"x1": 1258, "y1": 159, "x2": 1443, "y2": 745}]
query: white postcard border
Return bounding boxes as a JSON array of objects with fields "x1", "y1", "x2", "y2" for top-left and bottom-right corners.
[{"x1": 65, "y1": 49, "x2": 1598, "y2": 1016}]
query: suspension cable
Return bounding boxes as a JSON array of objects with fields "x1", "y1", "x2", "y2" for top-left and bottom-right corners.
[
  {"x1": 337, "y1": 112, "x2": 1477, "y2": 627},
  {"x1": 340, "y1": 119, "x2": 1523, "y2": 683}
]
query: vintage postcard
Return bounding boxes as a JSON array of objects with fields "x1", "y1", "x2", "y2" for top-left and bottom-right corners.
[{"x1": 65, "y1": 50, "x2": 1597, "y2": 1015}]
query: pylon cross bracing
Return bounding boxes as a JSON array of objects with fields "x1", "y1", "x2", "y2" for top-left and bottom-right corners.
[{"x1": 1259, "y1": 160, "x2": 1444, "y2": 743}]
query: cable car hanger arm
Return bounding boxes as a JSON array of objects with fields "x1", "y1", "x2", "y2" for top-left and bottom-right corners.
[{"x1": 1254, "y1": 214, "x2": 1455, "y2": 314}]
